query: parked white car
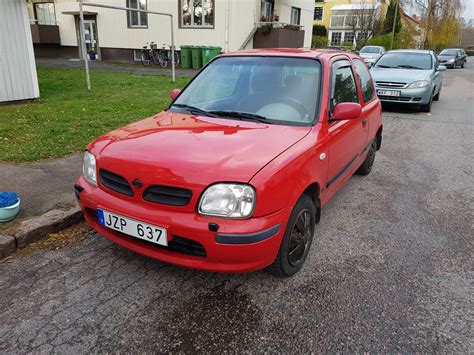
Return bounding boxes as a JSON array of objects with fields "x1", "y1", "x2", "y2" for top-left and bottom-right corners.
[{"x1": 359, "y1": 46, "x2": 386, "y2": 67}]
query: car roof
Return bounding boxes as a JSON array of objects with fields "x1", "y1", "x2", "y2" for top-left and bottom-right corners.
[
  {"x1": 387, "y1": 49, "x2": 432, "y2": 54},
  {"x1": 442, "y1": 48, "x2": 462, "y2": 50},
  {"x1": 219, "y1": 48, "x2": 358, "y2": 60}
]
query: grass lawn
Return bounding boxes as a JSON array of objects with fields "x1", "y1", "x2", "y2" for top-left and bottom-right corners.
[{"x1": 0, "y1": 67, "x2": 190, "y2": 162}]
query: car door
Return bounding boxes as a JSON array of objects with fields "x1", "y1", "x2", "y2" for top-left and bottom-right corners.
[
  {"x1": 352, "y1": 58, "x2": 378, "y2": 145},
  {"x1": 326, "y1": 57, "x2": 366, "y2": 190}
]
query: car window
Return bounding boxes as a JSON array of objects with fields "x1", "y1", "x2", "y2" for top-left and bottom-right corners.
[
  {"x1": 360, "y1": 46, "x2": 381, "y2": 54},
  {"x1": 353, "y1": 59, "x2": 375, "y2": 103},
  {"x1": 331, "y1": 60, "x2": 359, "y2": 108},
  {"x1": 375, "y1": 52, "x2": 432, "y2": 70},
  {"x1": 173, "y1": 56, "x2": 322, "y2": 125}
]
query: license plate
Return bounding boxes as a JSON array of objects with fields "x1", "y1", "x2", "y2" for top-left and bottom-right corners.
[
  {"x1": 377, "y1": 90, "x2": 401, "y2": 97},
  {"x1": 97, "y1": 209, "x2": 168, "y2": 246}
]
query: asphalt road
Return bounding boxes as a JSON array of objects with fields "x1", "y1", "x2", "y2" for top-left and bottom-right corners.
[{"x1": 1, "y1": 62, "x2": 473, "y2": 353}]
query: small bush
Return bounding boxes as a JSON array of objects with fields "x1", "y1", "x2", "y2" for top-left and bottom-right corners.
[
  {"x1": 366, "y1": 34, "x2": 393, "y2": 49},
  {"x1": 312, "y1": 35, "x2": 327, "y2": 48},
  {"x1": 312, "y1": 24, "x2": 327, "y2": 37}
]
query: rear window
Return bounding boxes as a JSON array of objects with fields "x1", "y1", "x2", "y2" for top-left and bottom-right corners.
[
  {"x1": 360, "y1": 46, "x2": 381, "y2": 54},
  {"x1": 375, "y1": 52, "x2": 432, "y2": 70}
]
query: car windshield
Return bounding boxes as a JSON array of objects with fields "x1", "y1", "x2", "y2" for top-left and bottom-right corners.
[
  {"x1": 375, "y1": 52, "x2": 432, "y2": 70},
  {"x1": 170, "y1": 56, "x2": 322, "y2": 125},
  {"x1": 440, "y1": 49, "x2": 458, "y2": 56},
  {"x1": 361, "y1": 46, "x2": 381, "y2": 54}
]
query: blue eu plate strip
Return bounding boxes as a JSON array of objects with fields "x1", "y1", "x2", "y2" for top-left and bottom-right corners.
[{"x1": 97, "y1": 209, "x2": 105, "y2": 226}]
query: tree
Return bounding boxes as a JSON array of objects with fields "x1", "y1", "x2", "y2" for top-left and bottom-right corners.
[
  {"x1": 383, "y1": 1, "x2": 402, "y2": 34},
  {"x1": 346, "y1": 3, "x2": 384, "y2": 49},
  {"x1": 312, "y1": 24, "x2": 327, "y2": 37},
  {"x1": 414, "y1": 0, "x2": 463, "y2": 49}
]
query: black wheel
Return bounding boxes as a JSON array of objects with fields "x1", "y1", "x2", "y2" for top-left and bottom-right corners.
[
  {"x1": 433, "y1": 87, "x2": 440, "y2": 101},
  {"x1": 141, "y1": 53, "x2": 151, "y2": 67},
  {"x1": 151, "y1": 50, "x2": 160, "y2": 65},
  {"x1": 269, "y1": 195, "x2": 316, "y2": 277},
  {"x1": 172, "y1": 51, "x2": 180, "y2": 67},
  {"x1": 356, "y1": 138, "x2": 377, "y2": 176},
  {"x1": 461, "y1": 61, "x2": 465, "y2": 68},
  {"x1": 419, "y1": 92, "x2": 433, "y2": 112},
  {"x1": 158, "y1": 50, "x2": 168, "y2": 68}
]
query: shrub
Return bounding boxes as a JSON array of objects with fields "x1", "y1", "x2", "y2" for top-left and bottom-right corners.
[
  {"x1": 311, "y1": 35, "x2": 327, "y2": 48},
  {"x1": 312, "y1": 24, "x2": 327, "y2": 37},
  {"x1": 366, "y1": 34, "x2": 393, "y2": 49}
]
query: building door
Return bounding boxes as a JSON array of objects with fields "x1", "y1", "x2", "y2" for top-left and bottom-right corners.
[{"x1": 77, "y1": 17, "x2": 100, "y2": 59}]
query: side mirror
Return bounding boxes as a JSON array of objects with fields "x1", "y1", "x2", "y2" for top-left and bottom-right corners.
[
  {"x1": 170, "y1": 88, "x2": 181, "y2": 100},
  {"x1": 437, "y1": 65, "x2": 447, "y2": 72},
  {"x1": 331, "y1": 102, "x2": 362, "y2": 121}
]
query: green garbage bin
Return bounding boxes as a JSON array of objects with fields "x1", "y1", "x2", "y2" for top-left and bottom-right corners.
[
  {"x1": 201, "y1": 46, "x2": 222, "y2": 66},
  {"x1": 191, "y1": 46, "x2": 203, "y2": 69},
  {"x1": 180, "y1": 45, "x2": 192, "y2": 69}
]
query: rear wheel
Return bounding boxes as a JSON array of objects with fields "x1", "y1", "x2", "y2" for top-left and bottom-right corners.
[
  {"x1": 158, "y1": 50, "x2": 168, "y2": 68},
  {"x1": 356, "y1": 139, "x2": 377, "y2": 176},
  {"x1": 269, "y1": 195, "x2": 316, "y2": 277}
]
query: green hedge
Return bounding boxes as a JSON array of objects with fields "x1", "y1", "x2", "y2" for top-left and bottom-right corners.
[
  {"x1": 366, "y1": 34, "x2": 393, "y2": 49},
  {"x1": 311, "y1": 35, "x2": 327, "y2": 48},
  {"x1": 466, "y1": 50, "x2": 474, "y2": 56}
]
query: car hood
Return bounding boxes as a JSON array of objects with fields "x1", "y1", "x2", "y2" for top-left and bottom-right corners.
[
  {"x1": 438, "y1": 55, "x2": 455, "y2": 60},
  {"x1": 370, "y1": 68, "x2": 431, "y2": 83},
  {"x1": 359, "y1": 53, "x2": 380, "y2": 60},
  {"x1": 89, "y1": 111, "x2": 311, "y2": 188}
]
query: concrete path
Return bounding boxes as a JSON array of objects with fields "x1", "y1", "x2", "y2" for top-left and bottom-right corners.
[
  {"x1": 0, "y1": 154, "x2": 82, "y2": 221},
  {"x1": 36, "y1": 58, "x2": 198, "y2": 78}
]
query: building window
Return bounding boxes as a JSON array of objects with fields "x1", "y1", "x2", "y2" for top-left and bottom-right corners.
[
  {"x1": 344, "y1": 32, "x2": 355, "y2": 45},
  {"x1": 127, "y1": 0, "x2": 147, "y2": 28},
  {"x1": 330, "y1": 15, "x2": 344, "y2": 27},
  {"x1": 181, "y1": 0, "x2": 214, "y2": 28},
  {"x1": 291, "y1": 7, "x2": 301, "y2": 25},
  {"x1": 261, "y1": 1, "x2": 274, "y2": 21},
  {"x1": 331, "y1": 32, "x2": 342, "y2": 45},
  {"x1": 314, "y1": 7, "x2": 323, "y2": 21},
  {"x1": 34, "y1": 3, "x2": 56, "y2": 25}
]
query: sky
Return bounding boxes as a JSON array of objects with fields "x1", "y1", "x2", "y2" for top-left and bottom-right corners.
[{"x1": 463, "y1": 0, "x2": 474, "y2": 20}]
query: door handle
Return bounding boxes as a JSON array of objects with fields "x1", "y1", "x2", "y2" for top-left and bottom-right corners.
[{"x1": 362, "y1": 119, "x2": 368, "y2": 126}]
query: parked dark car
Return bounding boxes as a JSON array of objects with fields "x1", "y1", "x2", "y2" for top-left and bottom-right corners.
[{"x1": 437, "y1": 48, "x2": 467, "y2": 69}]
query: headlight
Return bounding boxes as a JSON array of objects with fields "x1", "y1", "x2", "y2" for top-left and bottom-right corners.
[
  {"x1": 82, "y1": 151, "x2": 97, "y2": 187},
  {"x1": 198, "y1": 183, "x2": 255, "y2": 218},
  {"x1": 447, "y1": 58, "x2": 455, "y2": 63},
  {"x1": 407, "y1": 80, "x2": 430, "y2": 89}
]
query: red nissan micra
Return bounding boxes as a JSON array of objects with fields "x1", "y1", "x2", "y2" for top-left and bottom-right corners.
[{"x1": 75, "y1": 49, "x2": 382, "y2": 277}]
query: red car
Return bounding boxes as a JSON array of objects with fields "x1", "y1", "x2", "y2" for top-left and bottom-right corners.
[{"x1": 75, "y1": 49, "x2": 382, "y2": 277}]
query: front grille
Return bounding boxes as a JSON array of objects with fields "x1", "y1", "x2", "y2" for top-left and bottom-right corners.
[
  {"x1": 99, "y1": 169, "x2": 133, "y2": 197},
  {"x1": 376, "y1": 81, "x2": 407, "y2": 89},
  {"x1": 378, "y1": 95, "x2": 411, "y2": 102},
  {"x1": 143, "y1": 185, "x2": 192, "y2": 206}
]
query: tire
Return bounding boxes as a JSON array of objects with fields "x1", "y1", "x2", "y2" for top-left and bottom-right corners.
[
  {"x1": 269, "y1": 195, "x2": 316, "y2": 277},
  {"x1": 356, "y1": 138, "x2": 377, "y2": 176},
  {"x1": 141, "y1": 53, "x2": 151, "y2": 67},
  {"x1": 419, "y1": 92, "x2": 433, "y2": 112},
  {"x1": 461, "y1": 61, "x2": 465, "y2": 68},
  {"x1": 158, "y1": 50, "x2": 168, "y2": 68},
  {"x1": 151, "y1": 50, "x2": 160, "y2": 66},
  {"x1": 173, "y1": 51, "x2": 180, "y2": 67},
  {"x1": 433, "y1": 87, "x2": 440, "y2": 101}
]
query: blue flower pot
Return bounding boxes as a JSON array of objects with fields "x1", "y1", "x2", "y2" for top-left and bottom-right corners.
[{"x1": 0, "y1": 199, "x2": 20, "y2": 222}]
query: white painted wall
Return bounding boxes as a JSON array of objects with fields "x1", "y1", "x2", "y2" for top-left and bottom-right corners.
[
  {"x1": 0, "y1": 0, "x2": 39, "y2": 103},
  {"x1": 275, "y1": 0, "x2": 315, "y2": 48}
]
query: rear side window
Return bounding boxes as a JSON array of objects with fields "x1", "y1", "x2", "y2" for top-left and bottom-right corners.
[
  {"x1": 332, "y1": 60, "x2": 359, "y2": 107},
  {"x1": 353, "y1": 59, "x2": 375, "y2": 102}
]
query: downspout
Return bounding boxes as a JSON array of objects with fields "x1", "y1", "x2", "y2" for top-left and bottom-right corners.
[{"x1": 224, "y1": 0, "x2": 230, "y2": 52}]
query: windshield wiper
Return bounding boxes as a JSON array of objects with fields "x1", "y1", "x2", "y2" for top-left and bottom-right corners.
[
  {"x1": 397, "y1": 64, "x2": 423, "y2": 70},
  {"x1": 209, "y1": 110, "x2": 268, "y2": 123},
  {"x1": 375, "y1": 64, "x2": 397, "y2": 68},
  {"x1": 171, "y1": 103, "x2": 217, "y2": 117}
]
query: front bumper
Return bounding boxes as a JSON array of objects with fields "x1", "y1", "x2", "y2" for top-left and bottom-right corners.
[
  {"x1": 75, "y1": 176, "x2": 290, "y2": 273},
  {"x1": 376, "y1": 85, "x2": 432, "y2": 105}
]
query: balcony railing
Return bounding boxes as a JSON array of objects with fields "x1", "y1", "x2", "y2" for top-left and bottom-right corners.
[{"x1": 254, "y1": 21, "x2": 305, "y2": 49}]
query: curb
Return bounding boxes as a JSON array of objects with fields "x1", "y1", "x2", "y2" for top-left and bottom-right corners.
[{"x1": 0, "y1": 205, "x2": 84, "y2": 258}]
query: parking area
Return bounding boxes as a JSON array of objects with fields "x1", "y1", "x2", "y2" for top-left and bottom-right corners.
[{"x1": 0, "y1": 62, "x2": 473, "y2": 352}]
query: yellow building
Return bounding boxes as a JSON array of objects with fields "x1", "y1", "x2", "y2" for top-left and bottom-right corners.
[{"x1": 314, "y1": 0, "x2": 390, "y2": 46}]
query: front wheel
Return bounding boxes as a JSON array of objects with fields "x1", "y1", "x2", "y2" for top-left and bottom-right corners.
[
  {"x1": 158, "y1": 50, "x2": 168, "y2": 68},
  {"x1": 269, "y1": 195, "x2": 316, "y2": 277},
  {"x1": 419, "y1": 92, "x2": 433, "y2": 112}
]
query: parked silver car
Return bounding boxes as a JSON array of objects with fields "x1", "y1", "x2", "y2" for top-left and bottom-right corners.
[
  {"x1": 359, "y1": 46, "x2": 386, "y2": 67},
  {"x1": 370, "y1": 50, "x2": 446, "y2": 112}
]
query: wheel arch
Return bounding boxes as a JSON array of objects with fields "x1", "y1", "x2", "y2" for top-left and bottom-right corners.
[
  {"x1": 301, "y1": 182, "x2": 321, "y2": 223},
  {"x1": 376, "y1": 125, "x2": 383, "y2": 150}
]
